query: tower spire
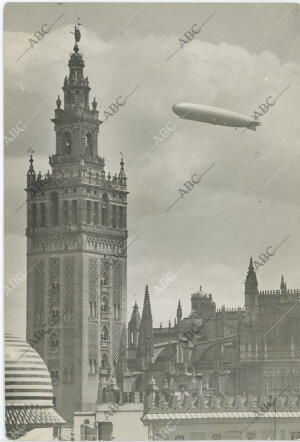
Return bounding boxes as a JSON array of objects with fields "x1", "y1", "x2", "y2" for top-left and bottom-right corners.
[
  {"x1": 177, "y1": 300, "x2": 182, "y2": 323},
  {"x1": 244, "y1": 257, "x2": 258, "y2": 322},
  {"x1": 141, "y1": 285, "x2": 152, "y2": 322},
  {"x1": 280, "y1": 275, "x2": 287, "y2": 294},
  {"x1": 27, "y1": 153, "x2": 36, "y2": 186},
  {"x1": 245, "y1": 257, "x2": 258, "y2": 287},
  {"x1": 137, "y1": 285, "x2": 153, "y2": 369}
]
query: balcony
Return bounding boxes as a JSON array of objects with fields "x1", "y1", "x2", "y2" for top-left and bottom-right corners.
[{"x1": 223, "y1": 361, "x2": 232, "y2": 368}]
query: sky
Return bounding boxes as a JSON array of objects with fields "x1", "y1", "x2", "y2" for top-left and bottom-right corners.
[{"x1": 4, "y1": 2, "x2": 300, "y2": 339}]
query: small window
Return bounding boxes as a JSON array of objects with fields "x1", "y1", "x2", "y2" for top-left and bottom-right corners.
[
  {"x1": 62, "y1": 132, "x2": 72, "y2": 155},
  {"x1": 101, "y1": 354, "x2": 108, "y2": 368},
  {"x1": 50, "y1": 369, "x2": 59, "y2": 385},
  {"x1": 89, "y1": 358, "x2": 97, "y2": 375},
  {"x1": 50, "y1": 309, "x2": 60, "y2": 326},
  {"x1": 102, "y1": 296, "x2": 108, "y2": 312},
  {"x1": 101, "y1": 272, "x2": 108, "y2": 286},
  {"x1": 50, "y1": 334, "x2": 59, "y2": 353},
  {"x1": 102, "y1": 326, "x2": 109, "y2": 341},
  {"x1": 85, "y1": 133, "x2": 93, "y2": 157}
]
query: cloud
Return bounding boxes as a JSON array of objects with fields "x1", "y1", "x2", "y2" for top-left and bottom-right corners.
[{"x1": 4, "y1": 21, "x2": 300, "y2": 333}]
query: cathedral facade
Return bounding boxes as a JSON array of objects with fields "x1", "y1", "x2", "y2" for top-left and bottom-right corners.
[
  {"x1": 122, "y1": 259, "x2": 300, "y2": 400},
  {"x1": 26, "y1": 27, "x2": 128, "y2": 423}
]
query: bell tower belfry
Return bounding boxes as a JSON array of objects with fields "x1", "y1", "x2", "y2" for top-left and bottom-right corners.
[{"x1": 26, "y1": 24, "x2": 128, "y2": 423}]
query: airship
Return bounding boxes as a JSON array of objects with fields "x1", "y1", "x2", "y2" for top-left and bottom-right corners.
[{"x1": 172, "y1": 103, "x2": 261, "y2": 131}]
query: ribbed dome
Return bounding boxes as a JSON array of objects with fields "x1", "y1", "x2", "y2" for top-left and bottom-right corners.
[{"x1": 5, "y1": 333, "x2": 54, "y2": 407}]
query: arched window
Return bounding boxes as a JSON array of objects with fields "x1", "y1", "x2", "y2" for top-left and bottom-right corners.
[
  {"x1": 61, "y1": 132, "x2": 72, "y2": 155},
  {"x1": 130, "y1": 332, "x2": 134, "y2": 345},
  {"x1": 119, "y1": 206, "x2": 126, "y2": 229},
  {"x1": 89, "y1": 358, "x2": 97, "y2": 375},
  {"x1": 90, "y1": 301, "x2": 97, "y2": 318},
  {"x1": 102, "y1": 325, "x2": 109, "y2": 341},
  {"x1": 50, "y1": 308, "x2": 60, "y2": 326},
  {"x1": 50, "y1": 334, "x2": 59, "y2": 353},
  {"x1": 63, "y1": 201, "x2": 68, "y2": 225},
  {"x1": 101, "y1": 354, "x2": 108, "y2": 368},
  {"x1": 63, "y1": 310, "x2": 71, "y2": 323},
  {"x1": 75, "y1": 90, "x2": 81, "y2": 104},
  {"x1": 101, "y1": 194, "x2": 109, "y2": 227},
  {"x1": 50, "y1": 192, "x2": 59, "y2": 226},
  {"x1": 112, "y1": 205, "x2": 117, "y2": 228},
  {"x1": 40, "y1": 203, "x2": 46, "y2": 227},
  {"x1": 86, "y1": 200, "x2": 91, "y2": 224},
  {"x1": 102, "y1": 296, "x2": 108, "y2": 312},
  {"x1": 93, "y1": 202, "x2": 99, "y2": 225},
  {"x1": 50, "y1": 369, "x2": 59, "y2": 385},
  {"x1": 31, "y1": 204, "x2": 37, "y2": 228},
  {"x1": 72, "y1": 200, "x2": 78, "y2": 224},
  {"x1": 85, "y1": 133, "x2": 93, "y2": 157},
  {"x1": 114, "y1": 303, "x2": 121, "y2": 319},
  {"x1": 101, "y1": 272, "x2": 108, "y2": 286}
]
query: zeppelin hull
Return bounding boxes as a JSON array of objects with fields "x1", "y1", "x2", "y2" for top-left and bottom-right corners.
[{"x1": 172, "y1": 103, "x2": 261, "y2": 131}]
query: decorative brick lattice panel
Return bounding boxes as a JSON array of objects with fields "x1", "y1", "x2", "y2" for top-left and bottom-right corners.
[
  {"x1": 64, "y1": 257, "x2": 75, "y2": 311},
  {"x1": 33, "y1": 260, "x2": 45, "y2": 325},
  {"x1": 63, "y1": 328, "x2": 74, "y2": 358},
  {"x1": 112, "y1": 260, "x2": 122, "y2": 363},
  {"x1": 112, "y1": 260, "x2": 121, "y2": 302},
  {"x1": 113, "y1": 323, "x2": 121, "y2": 364},
  {"x1": 89, "y1": 257, "x2": 98, "y2": 301},
  {"x1": 89, "y1": 321, "x2": 98, "y2": 358}
]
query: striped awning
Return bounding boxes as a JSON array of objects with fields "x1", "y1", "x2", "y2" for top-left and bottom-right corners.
[
  {"x1": 6, "y1": 406, "x2": 65, "y2": 427},
  {"x1": 143, "y1": 411, "x2": 300, "y2": 421},
  {"x1": 5, "y1": 333, "x2": 53, "y2": 407}
]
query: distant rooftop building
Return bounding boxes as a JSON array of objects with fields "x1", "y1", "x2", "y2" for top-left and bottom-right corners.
[
  {"x1": 5, "y1": 333, "x2": 65, "y2": 439},
  {"x1": 142, "y1": 377, "x2": 300, "y2": 440}
]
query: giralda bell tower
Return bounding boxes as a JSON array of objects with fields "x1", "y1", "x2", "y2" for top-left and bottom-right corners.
[{"x1": 26, "y1": 24, "x2": 128, "y2": 423}]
